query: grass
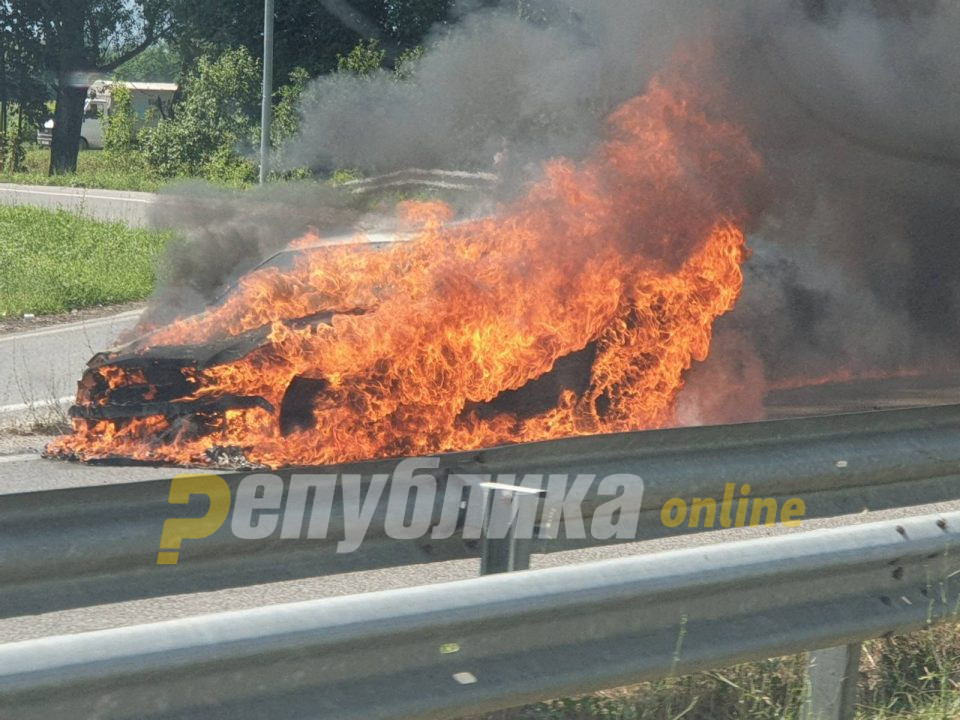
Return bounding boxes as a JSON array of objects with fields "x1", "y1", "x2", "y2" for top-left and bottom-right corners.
[
  {"x1": 466, "y1": 624, "x2": 960, "y2": 720},
  {"x1": 0, "y1": 147, "x2": 489, "y2": 199},
  {"x1": 0, "y1": 146, "x2": 167, "y2": 192},
  {"x1": 0, "y1": 205, "x2": 173, "y2": 316},
  {"x1": 2, "y1": 146, "x2": 270, "y2": 193}
]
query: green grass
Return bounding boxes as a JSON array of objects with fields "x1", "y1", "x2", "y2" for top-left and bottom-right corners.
[
  {"x1": 0, "y1": 146, "x2": 166, "y2": 192},
  {"x1": 0, "y1": 205, "x2": 173, "y2": 316},
  {"x1": 0, "y1": 147, "x2": 487, "y2": 198},
  {"x1": 468, "y1": 625, "x2": 960, "y2": 720},
  {"x1": 3, "y1": 146, "x2": 268, "y2": 192}
]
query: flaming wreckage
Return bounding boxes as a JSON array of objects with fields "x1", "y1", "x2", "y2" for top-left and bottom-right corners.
[{"x1": 48, "y1": 61, "x2": 762, "y2": 469}]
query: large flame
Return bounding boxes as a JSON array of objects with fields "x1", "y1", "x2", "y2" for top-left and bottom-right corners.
[{"x1": 49, "y1": 61, "x2": 762, "y2": 468}]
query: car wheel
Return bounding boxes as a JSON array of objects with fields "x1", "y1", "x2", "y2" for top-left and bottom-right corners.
[{"x1": 79, "y1": 137, "x2": 89, "y2": 151}]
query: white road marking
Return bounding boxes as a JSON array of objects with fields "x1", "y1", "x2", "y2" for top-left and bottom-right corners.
[
  {"x1": 0, "y1": 396, "x2": 75, "y2": 415},
  {"x1": 0, "y1": 187, "x2": 153, "y2": 203},
  {"x1": 0, "y1": 309, "x2": 142, "y2": 345},
  {"x1": 0, "y1": 454, "x2": 40, "y2": 464}
]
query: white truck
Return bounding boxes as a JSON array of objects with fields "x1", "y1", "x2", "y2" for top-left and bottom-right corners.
[{"x1": 38, "y1": 80, "x2": 178, "y2": 150}]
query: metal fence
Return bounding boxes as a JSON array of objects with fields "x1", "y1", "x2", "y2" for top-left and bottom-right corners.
[
  {"x1": 1, "y1": 510, "x2": 958, "y2": 719},
  {"x1": 3, "y1": 404, "x2": 960, "y2": 719},
  {"x1": 3, "y1": 403, "x2": 960, "y2": 618},
  {"x1": 339, "y1": 168, "x2": 499, "y2": 194}
]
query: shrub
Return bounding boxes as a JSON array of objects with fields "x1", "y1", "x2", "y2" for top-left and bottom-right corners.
[
  {"x1": 330, "y1": 167, "x2": 363, "y2": 185},
  {"x1": 271, "y1": 67, "x2": 311, "y2": 146},
  {"x1": 336, "y1": 39, "x2": 385, "y2": 77},
  {"x1": 141, "y1": 47, "x2": 261, "y2": 182},
  {"x1": 140, "y1": 113, "x2": 213, "y2": 178},
  {"x1": 103, "y1": 83, "x2": 139, "y2": 157},
  {"x1": 0, "y1": 111, "x2": 29, "y2": 173},
  {"x1": 201, "y1": 144, "x2": 257, "y2": 186},
  {"x1": 394, "y1": 46, "x2": 424, "y2": 81}
]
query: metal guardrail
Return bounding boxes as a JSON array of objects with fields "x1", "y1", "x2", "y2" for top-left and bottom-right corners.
[
  {"x1": 2, "y1": 403, "x2": 960, "y2": 618},
  {"x1": 339, "y1": 168, "x2": 499, "y2": 194},
  {"x1": 1, "y1": 510, "x2": 958, "y2": 719}
]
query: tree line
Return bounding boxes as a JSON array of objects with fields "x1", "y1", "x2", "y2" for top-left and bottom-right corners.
[{"x1": 0, "y1": 0, "x2": 478, "y2": 177}]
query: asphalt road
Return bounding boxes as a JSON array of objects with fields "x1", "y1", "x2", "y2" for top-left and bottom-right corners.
[
  {"x1": 0, "y1": 182, "x2": 156, "y2": 227},
  {"x1": 0, "y1": 308, "x2": 141, "y2": 425},
  {"x1": 2, "y1": 310, "x2": 959, "y2": 645},
  {"x1": 2, "y1": 497, "x2": 960, "y2": 645}
]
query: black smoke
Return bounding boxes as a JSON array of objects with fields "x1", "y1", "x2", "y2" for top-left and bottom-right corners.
[{"x1": 149, "y1": 0, "x2": 960, "y2": 421}]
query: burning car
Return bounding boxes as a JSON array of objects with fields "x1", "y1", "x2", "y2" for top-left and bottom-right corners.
[{"x1": 47, "y1": 62, "x2": 762, "y2": 470}]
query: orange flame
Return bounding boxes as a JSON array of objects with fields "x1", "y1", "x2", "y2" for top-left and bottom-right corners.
[{"x1": 49, "y1": 62, "x2": 762, "y2": 468}]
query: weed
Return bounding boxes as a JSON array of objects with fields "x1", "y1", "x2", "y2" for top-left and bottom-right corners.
[
  {"x1": 0, "y1": 205, "x2": 173, "y2": 315},
  {"x1": 465, "y1": 624, "x2": 960, "y2": 720}
]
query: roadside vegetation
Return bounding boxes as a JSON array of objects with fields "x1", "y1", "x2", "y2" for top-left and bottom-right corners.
[
  {"x1": 0, "y1": 206, "x2": 172, "y2": 316},
  {"x1": 0, "y1": 146, "x2": 164, "y2": 192},
  {"x1": 471, "y1": 625, "x2": 960, "y2": 720},
  {"x1": 1, "y1": 47, "x2": 292, "y2": 191},
  {"x1": 0, "y1": 40, "x2": 410, "y2": 192}
]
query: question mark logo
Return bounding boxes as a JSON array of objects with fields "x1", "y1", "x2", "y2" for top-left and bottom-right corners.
[{"x1": 157, "y1": 474, "x2": 231, "y2": 565}]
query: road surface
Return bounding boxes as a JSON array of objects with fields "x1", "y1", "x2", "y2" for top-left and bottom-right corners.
[
  {"x1": 0, "y1": 182, "x2": 156, "y2": 227},
  {"x1": 1, "y1": 495, "x2": 959, "y2": 645},
  {"x1": 0, "y1": 309, "x2": 141, "y2": 426},
  {"x1": 2, "y1": 310, "x2": 960, "y2": 645}
]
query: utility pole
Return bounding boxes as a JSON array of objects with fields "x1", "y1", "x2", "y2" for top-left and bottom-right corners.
[
  {"x1": 259, "y1": 0, "x2": 275, "y2": 184},
  {"x1": 1, "y1": 26, "x2": 7, "y2": 135}
]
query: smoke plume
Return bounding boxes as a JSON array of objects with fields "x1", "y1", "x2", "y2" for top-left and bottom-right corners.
[{"x1": 150, "y1": 0, "x2": 960, "y2": 423}]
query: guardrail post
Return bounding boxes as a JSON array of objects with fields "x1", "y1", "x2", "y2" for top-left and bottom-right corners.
[
  {"x1": 479, "y1": 482, "x2": 544, "y2": 575},
  {"x1": 802, "y1": 643, "x2": 862, "y2": 720}
]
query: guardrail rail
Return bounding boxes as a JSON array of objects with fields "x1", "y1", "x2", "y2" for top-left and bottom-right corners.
[
  {"x1": 3, "y1": 404, "x2": 960, "y2": 719},
  {"x1": 3, "y1": 403, "x2": 960, "y2": 617},
  {"x1": 1, "y1": 511, "x2": 958, "y2": 719}
]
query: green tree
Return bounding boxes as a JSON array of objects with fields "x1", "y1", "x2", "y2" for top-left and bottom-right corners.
[
  {"x1": 271, "y1": 67, "x2": 310, "y2": 146},
  {"x1": 8, "y1": 0, "x2": 172, "y2": 175},
  {"x1": 102, "y1": 83, "x2": 139, "y2": 157},
  {"x1": 140, "y1": 47, "x2": 260, "y2": 182},
  {"x1": 168, "y1": 0, "x2": 452, "y2": 91},
  {"x1": 0, "y1": 114, "x2": 28, "y2": 172},
  {"x1": 114, "y1": 41, "x2": 181, "y2": 82},
  {"x1": 0, "y1": 1, "x2": 50, "y2": 134},
  {"x1": 393, "y1": 45, "x2": 424, "y2": 81},
  {"x1": 336, "y1": 39, "x2": 385, "y2": 77},
  {"x1": 335, "y1": 39, "x2": 424, "y2": 80},
  {"x1": 384, "y1": 1, "x2": 453, "y2": 45}
]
